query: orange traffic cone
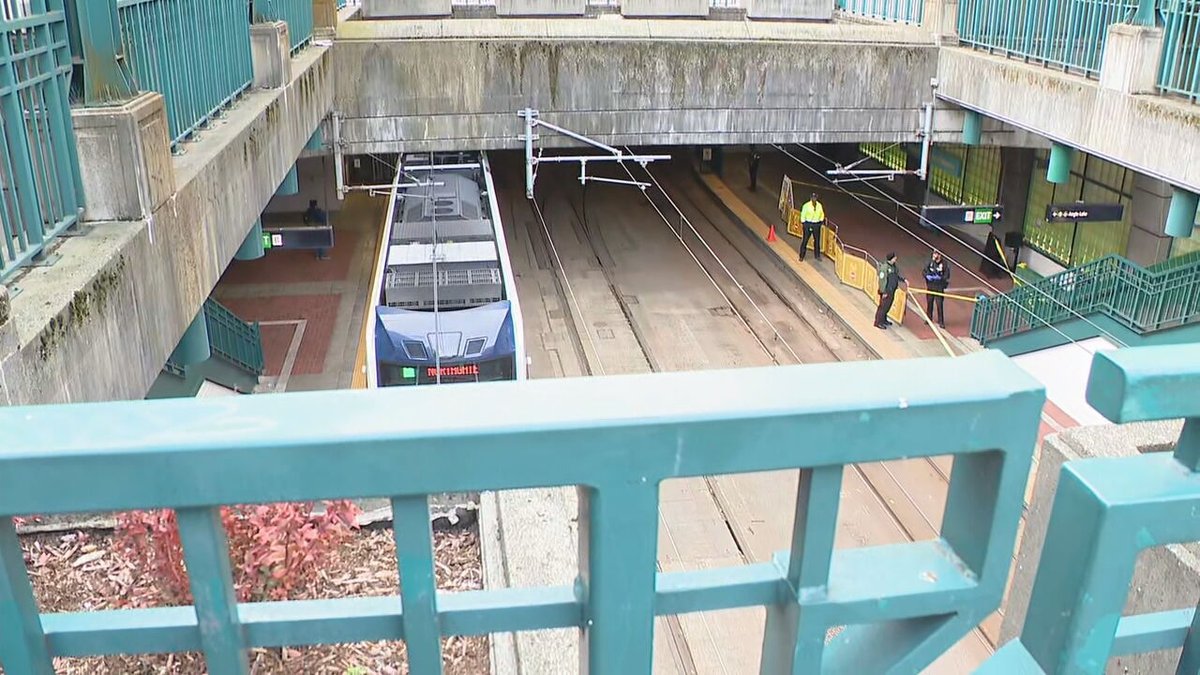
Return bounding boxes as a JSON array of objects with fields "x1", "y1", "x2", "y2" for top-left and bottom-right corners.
[{"x1": 766, "y1": 225, "x2": 778, "y2": 242}]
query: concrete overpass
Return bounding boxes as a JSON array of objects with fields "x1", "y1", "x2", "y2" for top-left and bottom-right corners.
[{"x1": 2, "y1": 1, "x2": 1200, "y2": 406}]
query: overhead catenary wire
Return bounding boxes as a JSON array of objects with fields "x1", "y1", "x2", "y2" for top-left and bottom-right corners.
[
  {"x1": 616, "y1": 150, "x2": 807, "y2": 366},
  {"x1": 773, "y1": 143, "x2": 1129, "y2": 355}
]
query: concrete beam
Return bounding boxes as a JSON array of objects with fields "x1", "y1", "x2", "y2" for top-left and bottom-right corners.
[
  {"x1": 745, "y1": 0, "x2": 832, "y2": 20},
  {"x1": 363, "y1": 0, "x2": 451, "y2": 17},
  {"x1": 936, "y1": 47, "x2": 1200, "y2": 194},
  {"x1": 0, "y1": 47, "x2": 333, "y2": 406},
  {"x1": 335, "y1": 19, "x2": 937, "y2": 153}
]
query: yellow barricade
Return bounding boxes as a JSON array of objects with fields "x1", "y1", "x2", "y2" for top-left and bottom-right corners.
[{"x1": 780, "y1": 174, "x2": 906, "y2": 324}]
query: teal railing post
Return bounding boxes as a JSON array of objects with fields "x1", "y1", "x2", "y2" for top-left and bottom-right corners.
[
  {"x1": 1131, "y1": 0, "x2": 1157, "y2": 27},
  {"x1": 176, "y1": 507, "x2": 250, "y2": 674},
  {"x1": 0, "y1": 518, "x2": 55, "y2": 674},
  {"x1": 65, "y1": 0, "x2": 137, "y2": 103},
  {"x1": 578, "y1": 481, "x2": 660, "y2": 674},
  {"x1": 759, "y1": 466, "x2": 842, "y2": 673},
  {"x1": 392, "y1": 496, "x2": 443, "y2": 673}
]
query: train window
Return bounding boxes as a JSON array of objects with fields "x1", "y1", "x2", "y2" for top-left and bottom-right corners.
[
  {"x1": 464, "y1": 337, "x2": 486, "y2": 356},
  {"x1": 403, "y1": 340, "x2": 428, "y2": 360}
]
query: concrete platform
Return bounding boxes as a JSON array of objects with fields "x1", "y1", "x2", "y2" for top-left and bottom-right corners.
[{"x1": 213, "y1": 193, "x2": 385, "y2": 393}]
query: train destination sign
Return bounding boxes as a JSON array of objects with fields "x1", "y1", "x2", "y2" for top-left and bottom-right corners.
[
  {"x1": 426, "y1": 364, "x2": 480, "y2": 379},
  {"x1": 1045, "y1": 203, "x2": 1125, "y2": 223},
  {"x1": 921, "y1": 205, "x2": 1003, "y2": 226}
]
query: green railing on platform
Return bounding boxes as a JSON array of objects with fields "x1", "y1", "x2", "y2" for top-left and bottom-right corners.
[
  {"x1": 836, "y1": 0, "x2": 924, "y2": 24},
  {"x1": 113, "y1": 0, "x2": 253, "y2": 147},
  {"x1": 981, "y1": 343, "x2": 1200, "y2": 674},
  {"x1": 0, "y1": 0, "x2": 85, "y2": 281},
  {"x1": 1159, "y1": 0, "x2": 1200, "y2": 100},
  {"x1": 203, "y1": 297, "x2": 265, "y2": 375},
  {"x1": 254, "y1": 0, "x2": 314, "y2": 54},
  {"x1": 970, "y1": 250, "x2": 1200, "y2": 343},
  {"x1": 0, "y1": 352, "x2": 1045, "y2": 673},
  {"x1": 956, "y1": 0, "x2": 1139, "y2": 78}
]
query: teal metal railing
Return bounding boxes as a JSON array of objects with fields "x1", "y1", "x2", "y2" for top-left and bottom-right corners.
[
  {"x1": 0, "y1": 352, "x2": 1045, "y2": 673},
  {"x1": 837, "y1": 0, "x2": 924, "y2": 24},
  {"x1": 203, "y1": 297, "x2": 265, "y2": 375},
  {"x1": 0, "y1": 0, "x2": 85, "y2": 281},
  {"x1": 1158, "y1": 0, "x2": 1200, "y2": 100},
  {"x1": 112, "y1": 0, "x2": 253, "y2": 147},
  {"x1": 254, "y1": 0, "x2": 314, "y2": 54},
  {"x1": 981, "y1": 343, "x2": 1200, "y2": 674},
  {"x1": 970, "y1": 250, "x2": 1200, "y2": 343},
  {"x1": 957, "y1": 0, "x2": 1139, "y2": 77}
]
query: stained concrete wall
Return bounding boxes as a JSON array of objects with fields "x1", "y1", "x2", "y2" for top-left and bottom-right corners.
[
  {"x1": 1001, "y1": 421, "x2": 1188, "y2": 674},
  {"x1": 334, "y1": 19, "x2": 939, "y2": 154},
  {"x1": 0, "y1": 47, "x2": 332, "y2": 406},
  {"x1": 937, "y1": 47, "x2": 1200, "y2": 195}
]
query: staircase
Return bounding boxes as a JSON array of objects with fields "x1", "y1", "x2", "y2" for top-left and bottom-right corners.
[
  {"x1": 149, "y1": 299, "x2": 265, "y2": 398},
  {"x1": 971, "y1": 251, "x2": 1200, "y2": 353}
]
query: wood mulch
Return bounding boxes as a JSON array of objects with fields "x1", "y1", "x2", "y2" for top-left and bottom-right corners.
[{"x1": 7, "y1": 524, "x2": 489, "y2": 675}]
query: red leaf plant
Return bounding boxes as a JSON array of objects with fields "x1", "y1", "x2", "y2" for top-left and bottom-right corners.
[{"x1": 115, "y1": 501, "x2": 360, "y2": 604}]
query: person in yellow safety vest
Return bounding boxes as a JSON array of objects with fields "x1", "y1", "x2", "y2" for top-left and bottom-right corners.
[{"x1": 798, "y1": 193, "x2": 826, "y2": 262}]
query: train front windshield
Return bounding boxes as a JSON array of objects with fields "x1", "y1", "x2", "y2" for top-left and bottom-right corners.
[{"x1": 378, "y1": 355, "x2": 515, "y2": 387}]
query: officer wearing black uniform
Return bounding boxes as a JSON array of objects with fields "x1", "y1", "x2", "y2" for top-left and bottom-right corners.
[
  {"x1": 875, "y1": 252, "x2": 905, "y2": 330},
  {"x1": 922, "y1": 251, "x2": 950, "y2": 328}
]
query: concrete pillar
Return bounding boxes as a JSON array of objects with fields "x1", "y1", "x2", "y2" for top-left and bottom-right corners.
[
  {"x1": 251, "y1": 21, "x2": 292, "y2": 90},
  {"x1": 1099, "y1": 24, "x2": 1164, "y2": 95},
  {"x1": 313, "y1": 0, "x2": 338, "y2": 38},
  {"x1": 277, "y1": 165, "x2": 299, "y2": 196},
  {"x1": 0, "y1": 285, "x2": 14, "y2": 365},
  {"x1": 236, "y1": 219, "x2": 266, "y2": 261},
  {"x1": 997, "y1": 147, "x2": 1035, "y2": 241},
  {"x1": 622, "y1": 0, "x2": 707, "y2": 17},
  {"x1": 71, "y1": 92, "x2": 175, "y2": 221},
  {"x1": 1127, "y1": 173, "x2": 1173, "y2": 265},
  {"x1": 923, "y1": 0, "x2": 959, "y2": 45},
  {"x1": 363, "y1": 0, "x2": 451, "y2": 17},
  {"x1": 962, "y1": 110, "x2": 982, "y2": 146},
  {"x1": 746, "y1": 0, "x2": 832, "y2": 20},
  {"x1": 169, "y1": 309, "x2": 211, "y2": 367},
  {"x1": 1167, "y1": 187, "x2": 1199, "y2": 238},
  {"x1": 1047, "y1": 142, "x2": 1072, "y2": 185}
]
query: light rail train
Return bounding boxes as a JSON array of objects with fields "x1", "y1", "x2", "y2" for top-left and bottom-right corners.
[{"x1": 366, "y1": 152, "x2": 526, "y2": 388}]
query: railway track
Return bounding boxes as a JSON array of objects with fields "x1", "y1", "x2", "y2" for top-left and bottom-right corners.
[{"x1": 496, "y1": 152, "x2": 986, "y2": 672}]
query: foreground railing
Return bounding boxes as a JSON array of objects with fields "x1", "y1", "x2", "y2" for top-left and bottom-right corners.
[
  {"x1": 0, "y1": 0, "x2": 84, "y2": 281},
  {"x1": 981, "y1": 343, "x2": 1200, "y2": 673},
  {"x1": 0, "y1": 352, "x2": 1044, "y2": 673},
  {"x1": 837, "y1": 0, "x2": 924, "y2": 24}
]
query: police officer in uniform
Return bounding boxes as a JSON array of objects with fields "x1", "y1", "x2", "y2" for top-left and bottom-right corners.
[
  {"x1": 875, "y1": 252, "x2": 905, "y2": 329},
  {"x1": 799, "y1": 193, "x2": 826, "y2": 262},
  {"x1": 922, "y1": 250, "x2": 950, "y2": 328}
]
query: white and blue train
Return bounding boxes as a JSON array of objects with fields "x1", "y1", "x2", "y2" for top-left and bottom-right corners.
[{"x1": 366, "y1": 152, "x2": 526, "y2": 388}]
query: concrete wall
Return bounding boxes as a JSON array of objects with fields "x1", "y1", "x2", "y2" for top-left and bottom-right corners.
[
  {"x1": 497, "y1": 0, "x2": 586, "y2": 16},
  {"x1": 334, "y1": 19, "x2": 939, "y2": 154},
  {"x1": 0, "y1": 48, "x2": 332, "y2": 406},
  {"x1": 1002, "y1": 421, "x2": 1188, "y2": 674},
  {"x1": 746, "y1": 0, "x2": 832, "y2": 20},
  {"x1": 937, "y1": 47, "x2": 1200, "y2": 195},
  {"x1": 621, "y1": 0, "x2": 708, "y2": 18},
  {"x1": 264, "y1": 155, "x2": 343, "y2": 215}
]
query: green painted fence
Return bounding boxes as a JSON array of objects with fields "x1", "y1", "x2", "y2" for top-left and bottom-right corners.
[
  {"x1": 970, "y1": 250, "x2": 1200, "y2": 344},
  {"x1": 981, "y1": 343, "x2": 1200, "y2": 673},
  {"x1": 254, "y1": 0, "x2": 315, "y2": 54},
  {"x1": 0, "y1": 352, "x2": 1045, "y2": 674},
  {"x1": 0, "y1": 0, "x2": 85, "y2": 281},
  {"x1": 203, "y1": 297, "x2": 265, "y2": 375},
  {"x1": 836, "y1": 0, "x2": 924, "y2": 24},
  {"x1": 114, "y1": 0, "x2": 253, "y2": 146}
]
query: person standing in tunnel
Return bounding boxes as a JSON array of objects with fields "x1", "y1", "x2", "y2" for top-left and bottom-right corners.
[
  {"x1": 799, "y1": 193, "x2": 826, "y2": 262},
  {"x1": 748, "y1": 148, "x2": 762, "y2": 192}
]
